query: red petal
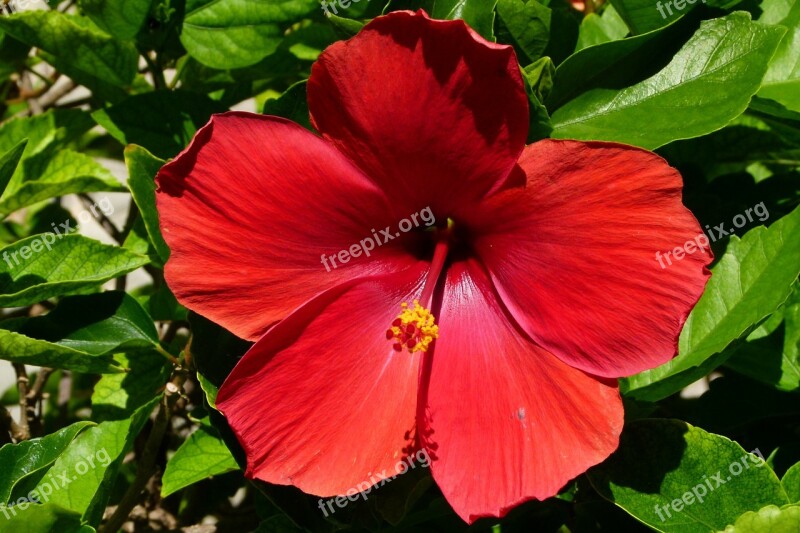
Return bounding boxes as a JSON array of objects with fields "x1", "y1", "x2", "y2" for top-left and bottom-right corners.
[
  {"x1": 468, "y1": 140, "x2": 713, "y2": 377},
  {"x1": 308, "y1": 10, "x2": 528, "y2": 214},
  {"x1": 216, "y1": 265, "x2": 427, "y2": 495},
  {"x1": 156, "y1": 112, "x2": 417, "y2": 341},
  {"x1": 419, "y1": 260, "x2": 623, "y2": 523}
]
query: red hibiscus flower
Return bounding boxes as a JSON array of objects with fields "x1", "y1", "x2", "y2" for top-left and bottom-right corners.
[{"x1": 155, "y1": 10, "x2": 712, "y2": 523}]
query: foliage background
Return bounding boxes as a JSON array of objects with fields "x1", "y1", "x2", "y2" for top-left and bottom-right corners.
[{"x1": 0, "y1": 0, "x2": 798, "y2": 531}]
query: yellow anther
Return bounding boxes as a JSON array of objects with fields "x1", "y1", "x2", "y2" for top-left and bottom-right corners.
[{"x1": 385, "y1": 300, "x2": 439, "y2": 353}]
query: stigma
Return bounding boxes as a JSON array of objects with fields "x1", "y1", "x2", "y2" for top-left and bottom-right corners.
[{"x1": 385, "y1": 300, "x2": 439, "y2": 353}]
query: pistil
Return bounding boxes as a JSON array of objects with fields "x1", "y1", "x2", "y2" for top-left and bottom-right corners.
[{"x1": 385, "y1": 219, "x2": 453, "y2": 354}]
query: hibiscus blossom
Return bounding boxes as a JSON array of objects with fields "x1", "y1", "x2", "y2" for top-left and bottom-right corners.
[{"x1": 155, "y1": 10, "x2": 712, "y2": 523}]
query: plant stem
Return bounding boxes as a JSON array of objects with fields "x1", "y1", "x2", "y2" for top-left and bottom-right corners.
[
  {"x1": 12, "y1": 364, "x2": 30, "y2": 441},
  {"x1": 142, "y1": 52, "x2": 167, "y2": 91},
  {"x1": 100, "y1": 374, "x2": 185, "y2": 533},
  {"x1": 0, "y1": 404, "x2": 24, "y2": 443}
]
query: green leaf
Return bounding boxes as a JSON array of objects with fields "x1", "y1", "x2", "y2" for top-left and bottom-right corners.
[
  {"x1": 161, "y1": 423, "x2": 239, "y2": 497},
  {"x1": 125, "y1": 145, "x2": 170, "y2": 263},
  {"x1": 11, "y1": 291, "x2": 160, "y2": 355},
  {"x1": 575, "y1": 6, "x2": 629, "y2": 51},
  {"x1": 722, "y1": 504, "x2": 800, "y2": 532},
  {"x1": 0, "y1": 149, "x2": 125, "y2": 218},
  {"x1": 78, "y1": 0, "x2": 152, "y2": 39},
  {"x1": 495, "y1": 0, "x2": 551, "y2": 65},
  {"x1": 550, "y1": 12, "x2": 786, "y2": 149},
  {"x1": 92, "y1": 352, "x2": 171, "y2": 422},
  {"x1": 431, "y1": 0, "x2": 498, "y2": 41},
  {"x1": 196, "y1": 372, "x2": 219, "y2": 410},
  {"x1": 0, "y1": 329, "x2": 123, "y2": 374},
  {"x1": 725, "y1": 285, "x2": 800, "y2": 391},
  {"x1": 181, "y1": 0, "x2": 318, "y2": 69},
  {"x1": 783, "y1": 462, "x2": 800, "y2": 502},
  {"x1": 188, "y1": 312, "x2": 250, "y2": 389},
  {"x1": 262, "y1": 80, "x2": 311, "y2": 131},
  {"x1": 0, "y1": 234, "x2": 149, "y2": 308},
  {"x1": 623, "y1": 205, "x2": 800, "y2": 401},
  {"x1": 657, "y1": 111, "x2": 800, "y2": 182},
  {"x1": 283, "y1": 22, "x2": 337, "y2": 61},
  {"x1": 0, "y1": 422, "x2": 94, "y2": 504},
  {"x1": 0, "y1": 139, "x2": 27, "y2": 200},
  {"x1": 758, "y1": 0, "x2": 800, "y2": 113},
  {"x1": 32, "y1": 398, "x2": 159, "y2": 526},
  {"x1": 0, "y1": 503, "x2": 88, "y2": 533},
  {"x1": 0, "y1": 31, "x2": 31, "y2": 81},
  {"x1": 521, "y1": 57, "x2": 555, "y2": 141},
  {"x1": 93, "y1": 91, "x2": 225, "y2": 159},
  {"x1": 0, "y1": 11, "x2": 138, "y2": 101},
  {"x1": 609, "y1": 0, "x2": 685, "y2": 34},
  {"x1": 588, "y1": 419, "x2": 789, "y2": 532},
  {"x1": 0, "y1": 109, "x2": 93, "y2": 158},
  {"x1": 546, "y1": 12, "x2": 697, "y2": 111},
  {"x1": 141, "y1": 283, "x2": 187, "y2": 322},
  {"x1": 325, "y1": 13, "x2": 364, "y2": 38}
]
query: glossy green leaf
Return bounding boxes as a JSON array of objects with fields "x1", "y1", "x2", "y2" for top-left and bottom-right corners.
[
  {"x1": 92, "y1": 352, "x2": 171, "y2": 422},
  {"x1": 181, "y1": 0, "x2": 318, "y2": 69},
  {"x1": 551, "y1": 13, "x2": 785, "y2": 149},
  {"x1": 575, "y1": 5, "x2": 628, "y2": 51},
  {"x1": 0, "y1": 422, "x2": 94, "y2": 504},
  {"x1": 283, "y1": 23, "x2": 337, "y2": 61},
  {"x1": 0, "y1": 329, "x2": 123, "y2": 374},
  {"x1": 547, "y1": 12, "x2": 697, "y2": 111},
  {"x1": 12, "y1": 291, "x2": 160, "y2": 354},
  {"x1": 431, "y1": 0, "x2": 498, "y2": 41},
  {"x1": 721, "y1": 504, "x2": 800, "y2": 532},
  {"x1": 522, "y1": 56, "x2": 555, "y2": 141},
  {"x1": 609, "y1": 0, "x2": 684, "y2": 34},
  {"x1": 0, "y1": 11, "x2": 138, "y2": 101},
  {"x1": 783, "y1": 462, "x2": 800, "y2": 502},
  {"x1": 325, "y1": 13, "x2": 364, "y2": 38},
  {"x1": 588, "y1": 419, "x2": 789, "y2": 532},
  {"x1": 657, "y1": 112, "x2": 800, "y2": 182},
  {"x1": 0, "y1": 139, "x2": 27, "y2": 200},
  {"x1": 161, "y1": 423, "x2": 239, "y2": 497},
  {"x1": 0, "y1": 30, "x2": 31, "y2": 80},
  {"x1": 0, "y1": 149, "x2": 125, "y2": 218},
  {"x1": 725, "y1": 285, "x2": 800, "y2": 391},
  {"x1": 0, "y1": 503, "x2": 88, "y2": 533},
  {"x1": 262, "y1": 80, "x2": 311, "y2": 131},
  {"x1": 0, "y1": 234, "x2": 149, "y2": 308},
  {"x1": 125, "y1": 145, "x2": 170, "y2": 262},
  {"x1": 33, "y1": 398, "x2": 159, "y2": 526},
  {"x1": 758, "y1": 0, "x2": 800, "y2": 113},
  {"x1": 623, "y1": 205, "x2": 800, "y2": 400},
  {"x1": 196, "y1": 372, "x2": 219, "y2": 410},
  {"x1": 93, "y1": 91, "x2": 225, "y2": 159},
  {"x1": 78, "y1": 0, "x2": 152, "y2": 39},
  {"x1": 0, "y1": 109, "x2": 93, "y2": 159},
  {"x1": 495, "y1": 0, "x2": 551, "y2": 64}
]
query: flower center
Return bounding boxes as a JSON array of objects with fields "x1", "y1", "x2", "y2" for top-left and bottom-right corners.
[
  {"x1": 385, "y1": 300, "x2": 439, "y2": 353},
  {"x1": 386, "y1": 218, "x2": 453, "y2": 354}
]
